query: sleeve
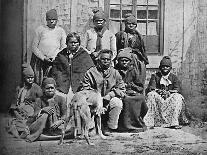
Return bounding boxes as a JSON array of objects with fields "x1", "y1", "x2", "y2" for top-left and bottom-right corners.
[
  {"x1": 60, "y1": 28, "x2": 67, "y2": 50},
  {"x1": 33, "y1": 98, "x2": 42, "y2": 117},
  {"x1": 172, "y1": 75, "x2": 181, "y2": 93},
  {"x1": 146, "y1": 74, "x2": 157, "y2": 94},
  {"x1": 82, "y1": 31, "x2": 91, "y2": 54},
  {"x1": 138, "y1": 33, "x2": 149, "y2": 65},
  {"x1": 81, "y1": 70, "x2": 94, "y2": 90},
  {"x1": 59, "y1": 97, "x2": 67, "y2": 120},
  {"x1": 110, "y1": 33, "x2": 117, "y2": 60},
  {"x1": 128, "y1": 69, "x2": 144, "y2": 93},
  {"x1": 32, "y1": 27, "x2": 46, "y2": 61},
  {"x1": 51, "y1": 54, "x2": 63, "y2": 82},
  {"x1": 108, "y1": 71, "x2": 126, "y2": 99}
]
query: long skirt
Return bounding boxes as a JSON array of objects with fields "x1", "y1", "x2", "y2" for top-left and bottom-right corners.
[
  {"x1": 143, "y1": 91, "x2": 189, "y2": 127},
  {"x1": 118, "y1": 95, "x2": 148, "y2": 131},
  {"x1": 30, "y1": 54, "x2": 52, "y2": 86}
]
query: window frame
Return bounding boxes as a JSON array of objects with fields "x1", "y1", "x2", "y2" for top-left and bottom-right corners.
[{"x1": 104, "y1": 0, "x2": 165, "y2": 55}]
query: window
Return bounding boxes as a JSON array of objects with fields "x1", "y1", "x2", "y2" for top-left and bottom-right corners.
[{"x1": 104, "y1": 0, "x2": 165, "y2": 54}]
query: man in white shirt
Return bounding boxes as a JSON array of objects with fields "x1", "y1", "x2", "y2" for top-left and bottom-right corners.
[{"x1": 31, "y1": 9, "x2": 66, "y2": 85}]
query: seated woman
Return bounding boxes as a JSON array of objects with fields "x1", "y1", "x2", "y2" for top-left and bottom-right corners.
[
  {"x1": 7, "y1": 64, "x2": 42, "y2": 138},
  {"x1": 114, "y1": 48, "x2": 148, "y2": 132},
  {"x1": 23, "y1": 78, "x2": 71, "y2": 142},
  {"x1": 144, "y1": 56, "x2": 189, "y2": 129}
]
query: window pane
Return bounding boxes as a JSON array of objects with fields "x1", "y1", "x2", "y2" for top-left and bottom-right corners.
[
  {"x1": 122, "y1": 5, "x2": 133, "y2": 18},
  {"x1": 137, "y1": 22, "x2": 158, "y2": 35},
  {"x1": 148, "y1": 0, "x2": 158, "y2": 5},
  {"x1": 109, "y1": 20, "x2": 121, "y2": 34},
  {"x1": 137, "y1": 6, "x2": 147, "y2": 19},
  {"x1": 148, "y1": 6, "x2": 158, "y2": 19},
  {"x1": 137, "y1": 0, "x2": 147, "y2": 5},
  {"x1": 110, "y1": 5, "x2": 121, "y2": 18},
  {"x1": 144, "y1": 35, "x2": 159, "y2": 53},
  {"x1": 110, "y1": 0, "x2": 120, "y2": 4},
  {"x1": 122, "y1": 0, "x2": 132, "y2": 5}
]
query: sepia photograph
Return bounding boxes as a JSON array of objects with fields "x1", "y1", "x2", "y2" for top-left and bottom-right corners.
[{"x1": 0, "y1": 0, "x2": 207, "y2": 154}]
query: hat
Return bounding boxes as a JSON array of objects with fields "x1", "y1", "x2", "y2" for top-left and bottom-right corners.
[
  {"x1": 46, "y1": 9, "x2": 58, "y2": 20},
  {"x1": 159, "y1": 56, "x2": 172, "y2": 67},
  {"x1": 22, "y1": 64, "x2": 34, "y2": 77},
  {"x1": 124, "y1": 13, "x2": 137, "y2": 25},
  {"x1": 42, "y1": 77, "x2": 56, "y2": 88},
  {"x1": 92, "y1": 8, "x2": 106, "y2": 21},
  {"x1": 117, "y1": 48, "x2": 132, "y2": 61}
]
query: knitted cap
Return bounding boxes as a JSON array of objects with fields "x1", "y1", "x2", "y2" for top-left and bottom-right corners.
[
  {"x1": 124, "y1": 13, "x2": 137, "y2": 24},
  {"x1": 22, "y1": 64, "x2": 34, "y2": 77},
  {"x1": 159, "y1": 56, "x2": 172, "y2": 67},
  {"x1": 92, "y1": 8, "x2": 106, "y2": 21},
  {"x1": 46, "y1": 9, "x2": 58, "y2": 20},
  {"x1": 42, "y1": 77, "x2": 56, "y2": 88},
  {"x1": 117, "y1": 48, "x2": 132, "y2": 61}
]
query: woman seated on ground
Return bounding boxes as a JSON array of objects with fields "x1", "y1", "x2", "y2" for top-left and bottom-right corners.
[
  {"x1": 114, "y1": 48, "x2": 148, "y2": 132},
  {"x1": 144, "y1": 56, "x2": 189, "y2": 129},
  {"x1": 22, "y1": 78, "x2": 72, "y2": 142}
]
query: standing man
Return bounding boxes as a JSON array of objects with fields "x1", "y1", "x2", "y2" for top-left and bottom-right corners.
[
  {"x1": 83, "y1": 9, "x2": 117, "y2": 64},
  {"x1": 31, "y1": 9, "x2": 67, "y2": 85},
  {"x1": 82, "y1": 49, "x2": 126, "y2": 135}
]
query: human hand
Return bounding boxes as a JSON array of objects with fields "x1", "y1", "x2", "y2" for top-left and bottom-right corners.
[
  {"x1": 169, "y1": 90, "x2": 178, "y2": 94},
  {"x1": 103, "y1": 94, "x2": 111, "y2": 101},
  {"x1": 41, "y1": 106, "x2": 54, "y2": 115},
  {"x1": 44, "y1": 57, "x2": 53, "y2": 65},
  {"x1": 50, "y1": 120, "x2": 64, "y2": 130}
]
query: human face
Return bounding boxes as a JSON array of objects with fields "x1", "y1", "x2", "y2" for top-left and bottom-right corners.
[
  {"x1": 160, "y1": 65, "x2": 171, "y2": 75},
  {"x1": 125, "y1": 22, "x2": 137, "y2": 31},
  {"x1": 67, "y1": 37, "x2": 79, "y2": 52},
  {"x1": 118, "y1": 58, "x2": 131, "y2": 69},
  {"x1": 99, "y1": 53, "x2": 112, "y2": 70},
  {"x1": 47, "y1": 19, "x2": 57, "y2": 29},
  {"x1": 24, "y1": 76, "x2": 34, "y2": 85},
  {"x1": 43, "y1": 84, "x2": 56, "y2": 98},
  {"x1": 93, "y1": 19, "x2": 105, "y2": 29}
]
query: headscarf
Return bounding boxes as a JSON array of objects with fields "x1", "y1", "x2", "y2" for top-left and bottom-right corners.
[
  {"x1": 124, "y1": 13, "x2": 137, "y2": 25},
  {"x1": 92, "y1": 8, "x2": 106, "y2": 21},
  {"x1": 46, "y1": 9, "x2": 58, "y2": 20},
  {"x1": 42, "y1": 77, "x2": 56, "y2": 88},
  {"x1": 22, "y1": 64, "x2": 34, "y2": 77},
  {"x1": 159, "y1": 56, "x2": 172, "y2": 68},
  {"x1": 117, "y1": 48, "x2": 132, "y2": 61}
]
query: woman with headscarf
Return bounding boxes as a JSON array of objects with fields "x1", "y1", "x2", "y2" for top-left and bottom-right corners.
[
  {"x1": 144, "y1": 56, "x2": 189, "y2": 129},
  {"x1": 114, "y1": 48, "x2": 148, "y2": 132}
]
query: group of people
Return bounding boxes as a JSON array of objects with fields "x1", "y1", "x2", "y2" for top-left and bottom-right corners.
[{"x1": 7, "y1": 8, "x2": 189, "y2": 142}]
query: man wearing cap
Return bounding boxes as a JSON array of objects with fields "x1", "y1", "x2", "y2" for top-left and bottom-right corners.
[
  {"x1": 31, "y1": 9, "x2": 67, "y2": 85},
  {"x1": 83, "y1": 8, "x2": 116, "y2": 64},
  {"x1": 114, "y1": 48, "x2": 148, "y2": 132},
  {"x1": 24, "y1": 77, "x2": 68, "y2": 142},
  {"x1": 82, "y1": 49, "x2": 125, "y2": 135},
  {"x1": 144, "y1": 56, "x2": 189, "y2": 129}
]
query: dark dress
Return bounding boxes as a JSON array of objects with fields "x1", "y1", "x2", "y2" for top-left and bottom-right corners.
[
  {"x1": 50, "y1": 47, "x2": 94, "y2": 94},
  {"x1": 115, "y1": 64, "x2": 148, "y2": 131}
]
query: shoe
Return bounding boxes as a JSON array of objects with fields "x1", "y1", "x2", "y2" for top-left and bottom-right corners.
[{"x1": 103, "y1": 127, "x2": 116, "y2": 136}]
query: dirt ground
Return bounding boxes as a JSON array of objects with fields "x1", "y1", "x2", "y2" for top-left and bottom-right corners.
[{"x1": 0, "y1": 113, "x2": 207, "y2": 155}]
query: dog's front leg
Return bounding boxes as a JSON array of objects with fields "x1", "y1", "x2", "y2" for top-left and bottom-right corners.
[{"x1": 95, "y1": 115, "x2": 106, "y2": 139}]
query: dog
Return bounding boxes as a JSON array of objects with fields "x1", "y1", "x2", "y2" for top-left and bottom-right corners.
[{"x1": 58, "y1": 89, "x2": 106, "y2": 145}]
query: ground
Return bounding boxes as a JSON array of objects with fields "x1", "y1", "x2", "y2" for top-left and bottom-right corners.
[{"x1": 0, "y1": 113, "x2": 207, "y2": 155}]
